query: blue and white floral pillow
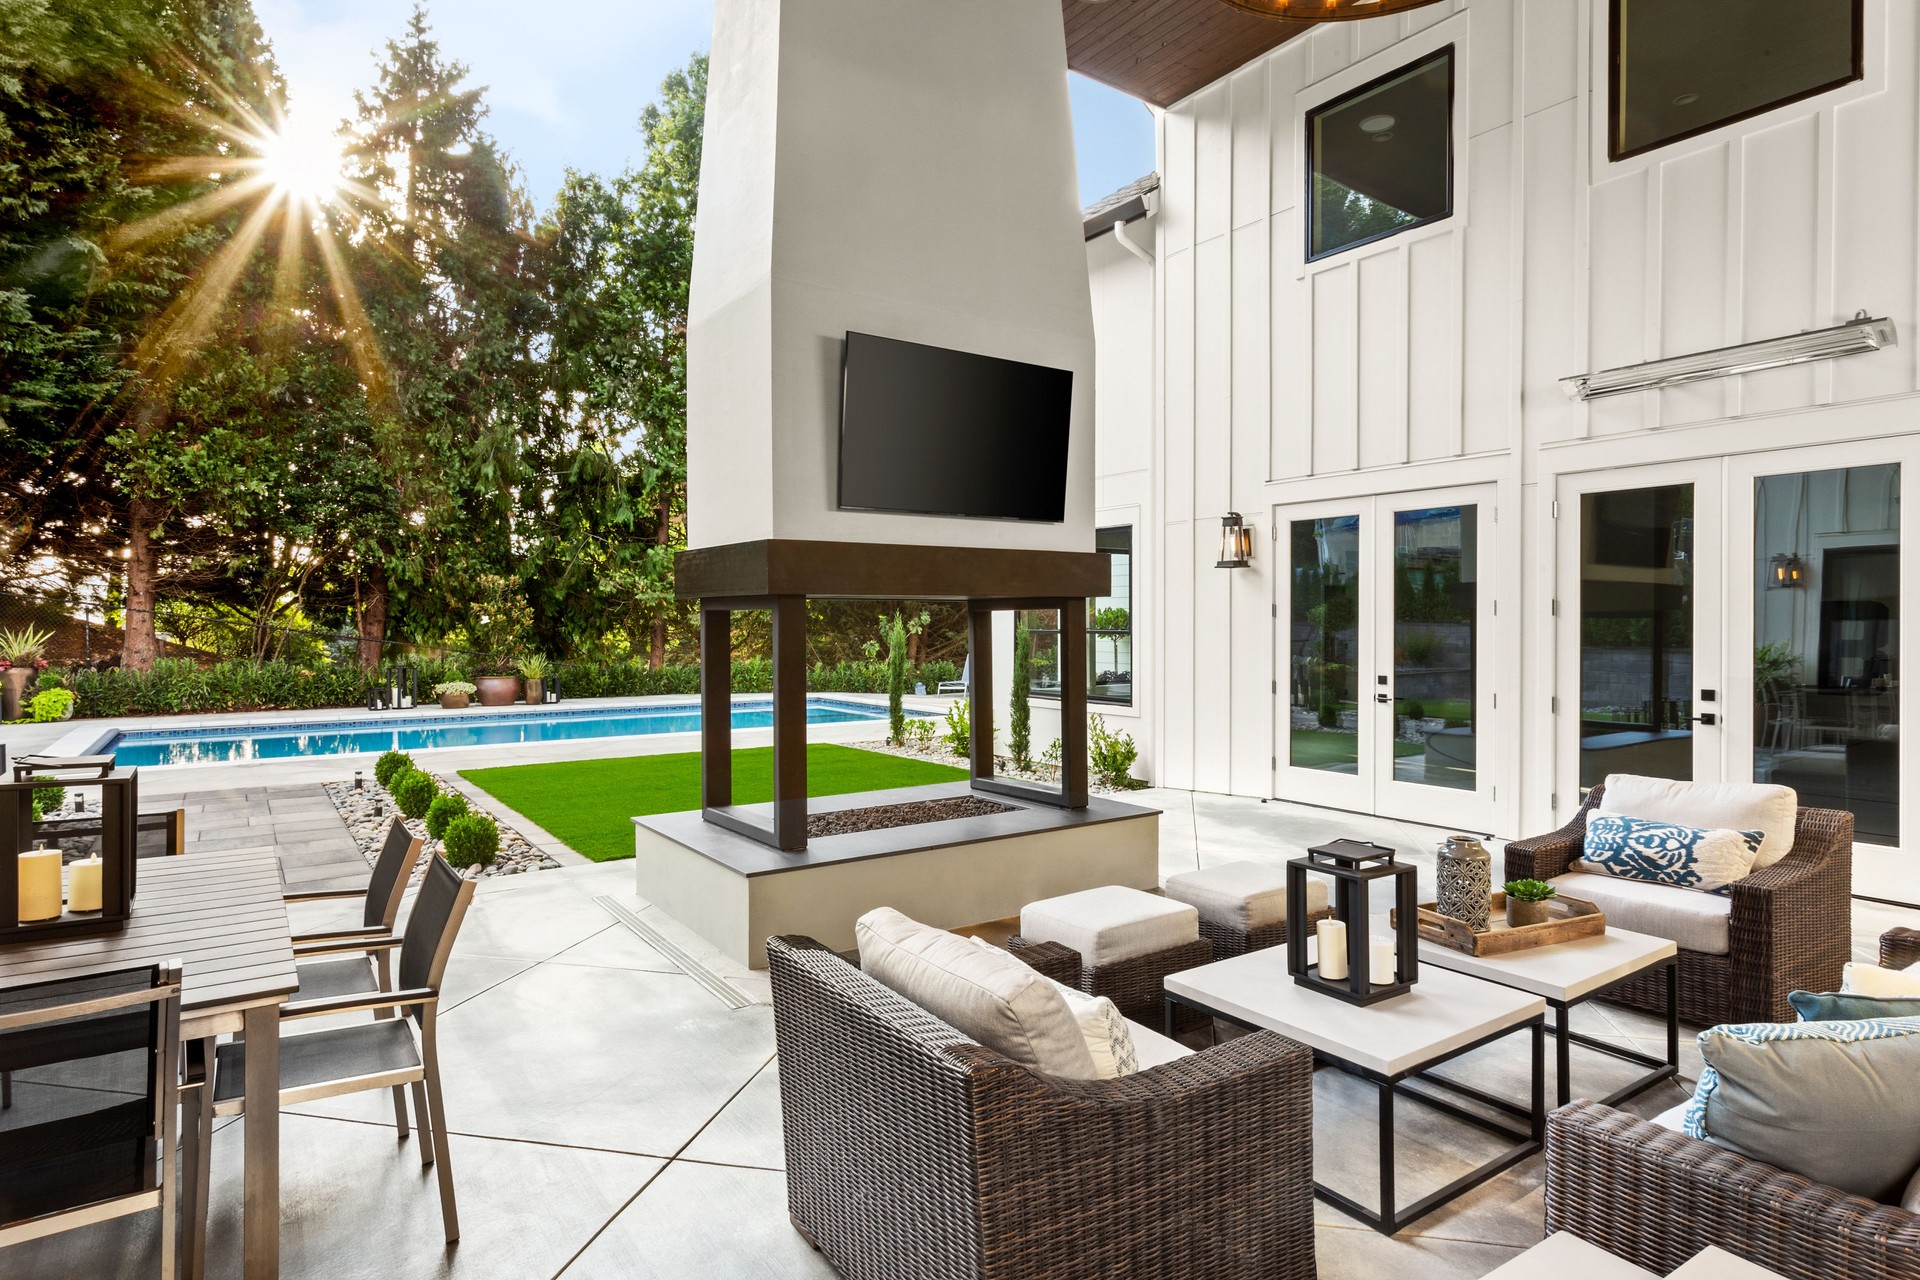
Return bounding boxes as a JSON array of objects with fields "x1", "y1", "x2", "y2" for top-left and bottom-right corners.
[{"x1": 1576, "y1": 811, "x2": 1763, "y2": 893}]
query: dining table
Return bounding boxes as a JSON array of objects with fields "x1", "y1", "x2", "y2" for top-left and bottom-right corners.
[{"x1": 0, "y1": 844, "x2": 297, "y2": 1279}]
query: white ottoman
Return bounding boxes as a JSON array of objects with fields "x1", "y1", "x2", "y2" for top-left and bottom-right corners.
[
  {"x1": 1014, "y1": 885, "x2": 1210, "y2": 1025},
  {"x1": 1164, "y1": 861, "x2": 1331, "y2": 957}
]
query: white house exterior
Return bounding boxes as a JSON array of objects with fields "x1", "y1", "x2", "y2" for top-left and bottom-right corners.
[{"x1": 1081, "y1": 0, "x2": 1920, "y2": 907}]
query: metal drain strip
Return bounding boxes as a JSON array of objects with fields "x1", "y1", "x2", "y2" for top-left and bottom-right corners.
[{"x1": 593, "y1": 896, "x2": 758, "y2": 1010}]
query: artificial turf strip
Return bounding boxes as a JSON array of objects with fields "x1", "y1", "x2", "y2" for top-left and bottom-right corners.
[{"x1": 460, "y1": 743, "x2": 970, "y2": 863}]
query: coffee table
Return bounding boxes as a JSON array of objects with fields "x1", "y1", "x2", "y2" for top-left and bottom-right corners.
[
  {"x1": 1164, "y1": 949, "x2": 1545, "y2": 1234},
  {"x1": 1415, "y1": 925, "x2": 1678, "y2": 1108}
]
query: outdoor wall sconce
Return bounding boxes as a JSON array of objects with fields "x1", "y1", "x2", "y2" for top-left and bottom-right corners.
[
  {"x1": 1215, "y1": 512, "x2": 1253, "y2": 569},
  {"x1": 1770, "y1": 553, "x2": 1806, "y2": 588},
  {"x1": 1219, "y1": 0, "x2": 1448, "y2": 20}
]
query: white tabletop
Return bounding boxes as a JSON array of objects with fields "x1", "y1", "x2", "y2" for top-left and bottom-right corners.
[
  {"x1": 1165, "y1": 947, "x2": 1545, "y2": 1078},
  {"x1": 1480, "y1": 1233, "x2": 1657, "y2": 1280},
  {"x1": 1669, "y1": 1246, "x2": 1790, "y2": 1279},
  {"x1": 1415, "y1": 925, "x2": 1676, "y2": 1003}
]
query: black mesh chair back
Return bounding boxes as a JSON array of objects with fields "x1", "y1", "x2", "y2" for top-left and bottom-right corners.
[
  {"x1": 364, "y1": 819, "x2": 423, "y2": 930},
  {"x1": 397, "y1": 858, "x2": 474, "y2": 1000},
  {"x1": 0, "y1": 962, "x2": 181, "y2": 1245}
]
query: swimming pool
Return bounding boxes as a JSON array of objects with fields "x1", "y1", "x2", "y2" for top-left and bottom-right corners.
[{"x1": 107, "y1": 697, "x2": 919, "y2": 767}]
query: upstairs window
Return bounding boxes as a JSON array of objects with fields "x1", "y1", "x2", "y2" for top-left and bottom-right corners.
[
  {"x1": 1610, "y1": 0, "x2": 1862, "y2": 160},
  {"x1": 1306, "y1": 47, "x2": 1454, "y2": 262}
]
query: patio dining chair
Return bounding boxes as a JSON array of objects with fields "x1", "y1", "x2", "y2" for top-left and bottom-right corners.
[
  {"x1": 182, "y1": 856, "x2": 474, "y2": 1268},
  {"x1": 0, "y1": 962, "x2": 184, "y2": 1280}
]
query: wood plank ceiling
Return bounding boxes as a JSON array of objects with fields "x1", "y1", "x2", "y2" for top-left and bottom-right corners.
[{"x1": 1063, "y1": 0, "x2": 1313, "y2": 107}]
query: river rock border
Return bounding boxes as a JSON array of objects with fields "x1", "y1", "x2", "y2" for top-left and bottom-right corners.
[{"x1": 323, "y1": 774, "x2": 560, "y2": 878}]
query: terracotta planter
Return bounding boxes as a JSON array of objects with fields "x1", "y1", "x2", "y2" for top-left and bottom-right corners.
[
  {"x1": 523, "y1": 678, "x2": 546, "y2": 705},
  {"x1": 474, "y1": 675, "x2": 521, "y2": 707},
  {"x1": 1506, "y1": 897, "x2": 1554, "y2": 928},
  {"x1": 0, "y1": 668, "x2": 33, "y2": 722},
  {"x1": 439, "y1": 691, "x2": 472, "y2": 710}
]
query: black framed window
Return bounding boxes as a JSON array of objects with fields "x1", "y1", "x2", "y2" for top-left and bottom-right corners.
[
  {"x1": 1306, "y1": 46, "x2": 1454, "y2": 262},
  {"x1": 1609, "y1": 0, "x2": 1862, "y2": 161},
  {"x1": 1026, "y1": 526, "x2": 1133, "y2": 706}
]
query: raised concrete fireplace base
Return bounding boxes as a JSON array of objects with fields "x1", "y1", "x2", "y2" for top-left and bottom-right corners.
[{"x1": 632, "y1": 781, "x2": 1160, "y2": 968}]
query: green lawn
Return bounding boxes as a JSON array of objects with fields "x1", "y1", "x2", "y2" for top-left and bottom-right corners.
[
  {"x1": 1287, "y1": 729, "x2": 1423, "y2": 769},
  {"x1": 461, "y1": 744, "x2": 970, "y2": 863}
]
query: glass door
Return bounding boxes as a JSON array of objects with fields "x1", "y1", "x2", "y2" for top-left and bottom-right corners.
[{"x1": 1277, "y1": 487, "x2": 1497, "y2": 831}]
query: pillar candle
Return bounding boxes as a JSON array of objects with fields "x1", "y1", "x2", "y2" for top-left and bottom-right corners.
[
  {"x1": 1316, "y1": 918, "x2": 1349, "y2": 981},
  {"x1": 66, "y1": 857, "x2": 103, "y2": 913},
  {"x1": 18, "y1": 849, "x2": 62, "y2": 922},
  {"x1": 1370, "y1": 937, "x2": 1397, "y2": 986}
]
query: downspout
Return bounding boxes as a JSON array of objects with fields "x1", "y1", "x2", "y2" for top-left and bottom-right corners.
[{"x1": 1112, "y1": 217, "x2": 1155, "y2": 266}]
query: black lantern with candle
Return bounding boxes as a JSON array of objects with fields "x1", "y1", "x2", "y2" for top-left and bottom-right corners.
[
  {"x1": 0, "y1": 769, "x2": 137, "y2": 941},
  {"x1": 1286, "y1": 838, "x2": 1419, "y2": 1005}
]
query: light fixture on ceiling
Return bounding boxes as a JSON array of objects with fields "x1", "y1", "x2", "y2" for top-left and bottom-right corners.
[
  {"x1": 1218, "y1": 0, "x2": 1449, "y2": 21},
  {"x1": 1770, "y1": 553, "x2": 1807, "y2": 589},
  {"x1": 1672, "y1": 92, "x2": 1701, "y2": 106},
  {"x1": 1358, "y1": 113, "x2": 1396, "y2": 133},
  {"x1": 1215, "y1": 512, "x2": 1254, "y2": 569},
  {"x1": 1371, "y1": 132, "x2": 1395, "y2": 142},
  {"x1": 1560, "y1": 314, "x2": 1898, "y2": 401}
]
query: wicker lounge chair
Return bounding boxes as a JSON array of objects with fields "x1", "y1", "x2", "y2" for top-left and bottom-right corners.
[
  {"x1": 1504, "y1": 782, "x2": 1852, "y2": 1025},
  {"x1": 767, "y1": 934, "x2": 1317, "y2": 1280},
  {"x1": 1542, "y1": 928, "x2": 1920, "y2": 1280}
]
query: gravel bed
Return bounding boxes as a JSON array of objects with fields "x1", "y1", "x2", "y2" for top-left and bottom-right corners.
[
  {"x1": 850, "y1": 738, "x2": 1142, "y2": 795},
  {"x1": 323, "y1": 775, "x2": 561, "y2": 879},
  {"x1": 807, "y1": 795, "x2": 1016, "y2": 838}
]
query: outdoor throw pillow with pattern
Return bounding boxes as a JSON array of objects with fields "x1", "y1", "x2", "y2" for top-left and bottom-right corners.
[{"x1": 1576, "y1": 812, "x2": 1763, "y2": 894}]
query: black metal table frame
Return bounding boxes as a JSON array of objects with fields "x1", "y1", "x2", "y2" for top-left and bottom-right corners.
[
  {"x1": 1540, "y1": 954, "x2": 1679, "y2": 1109},
  {"x1": 1166, "y1": 992, "x2": 1545, "y2": 1235}
]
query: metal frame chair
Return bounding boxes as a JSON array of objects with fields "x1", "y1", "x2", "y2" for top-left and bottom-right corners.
[
  {"x1": 0, "y1": 962, "x2": 183, "y2": 1279},
  {"x1": 182, "y1": 857, "x2": 474, "y2": 1272}
]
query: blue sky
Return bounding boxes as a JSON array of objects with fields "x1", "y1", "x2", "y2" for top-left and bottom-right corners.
[{"x1": 255, "y1": 0, "x2": 1158, "y2": 212}]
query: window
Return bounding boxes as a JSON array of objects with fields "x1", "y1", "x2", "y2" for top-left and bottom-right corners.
[
  {"x1": 1026, "y1": 526, "x2": 1133, "y2": 706},
  {"x1": 1306, "y1": 47, "x2": 1454, "y2": 262},
  {"x1": 1609, "y1": 0, "x2": 1862, "y2": 160}
]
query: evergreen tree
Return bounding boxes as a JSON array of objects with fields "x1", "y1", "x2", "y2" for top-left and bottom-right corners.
[{"x1": 1010, "y1": 618, "x2": 1033, "y2": 769}]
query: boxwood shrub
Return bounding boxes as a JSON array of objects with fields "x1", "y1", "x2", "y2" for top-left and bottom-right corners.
[
  {"x1": 391, "y1": 769, "x2": 438, "y2": 820},
  {"x1": 424, "y1": 792, "x2": 470, "y2": 842},
  {"x1": 441, "y1": 811, "x2": 499, "y2": 869},
  {"x1": 374, "y1": 750, "x2": 415, "y2": 790}
]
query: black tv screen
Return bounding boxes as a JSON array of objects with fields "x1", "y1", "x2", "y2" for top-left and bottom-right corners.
[{"x1": 838, "y1": 331, "x2": 1072, "y2": 523}]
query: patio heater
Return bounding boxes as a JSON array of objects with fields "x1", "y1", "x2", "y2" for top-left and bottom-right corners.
[{"x1": 1286, "y1": 839, "x2": 1419, "y2": 1006}]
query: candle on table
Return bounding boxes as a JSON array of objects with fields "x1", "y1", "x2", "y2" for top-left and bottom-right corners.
[
  {"x1": 18, "y1": 847, "x2": 62, "y2": 922},
  {"x1": 1370, "y1": 937, "x2": 1397, "y2": 986},
  {"x1": 1316, "y1": 918, "x2": 1349, "y2": 981},
  {"x1": 67, "y1": 857, "x2": 103, "y2": 913}
]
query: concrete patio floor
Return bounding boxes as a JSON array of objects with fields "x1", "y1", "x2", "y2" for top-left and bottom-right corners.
[{"x1": 0, "y1": 784, "x2": 1912, "y2": 1279}]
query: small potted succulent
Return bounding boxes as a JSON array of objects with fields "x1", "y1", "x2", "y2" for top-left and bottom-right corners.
[
  {"x1": 472, "y1": 658, "x2": 521, "y2": 708},
  {"x1": 434, "y1": 680, "x2": 477, "y2": 710},
  {"x1": 516, "y1": 653, "x2": 551, "y2": 705},
  {"x1": 1503, "y1": 879, "x2": 1558, "y2": 928},
  {"x1": 0, "y1": 625, "x2": 53, "y2": 722}
]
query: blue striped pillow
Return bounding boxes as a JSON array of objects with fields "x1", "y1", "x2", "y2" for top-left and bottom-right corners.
[{"x1": 1576, "y1": 811, "x2": 1763, "y2": 894}]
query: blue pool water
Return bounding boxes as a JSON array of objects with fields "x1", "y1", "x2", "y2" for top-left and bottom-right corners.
[{"x1": 108, "y1": 697, "x2": 917, "y2": 767}]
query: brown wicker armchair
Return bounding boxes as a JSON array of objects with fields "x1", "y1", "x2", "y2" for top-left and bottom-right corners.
[
  {"x1": 1543, "y1": 930, "x2": 1920, "y2": 1280},
  {"x1": 1504, "y1": 783, "x2": 1852, "y2": 1025},
  {"x1": 767, "y1": 935, "x2": 1317, "y2": 1280}
]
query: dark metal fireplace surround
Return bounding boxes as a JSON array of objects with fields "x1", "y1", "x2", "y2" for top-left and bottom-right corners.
[{"x1": 675, "y1": 539, "x2": 1110, "y2": 852}]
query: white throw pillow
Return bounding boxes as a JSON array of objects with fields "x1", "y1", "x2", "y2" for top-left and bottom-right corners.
[
  {"x1": 857, "y1": 908, "x2": 1097, "y2": 1079},
  {"x1": 1843, "y1": 960, "x2": 1920, "y2": 998},
  {"x1": 1601, "y1": 774, "x2": 1797, "y2": 868},
  {"x1": 1043, "y1": 977, "x2": 1139, "y2": 1079}
]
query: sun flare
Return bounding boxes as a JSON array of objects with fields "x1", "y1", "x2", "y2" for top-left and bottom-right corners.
[{"x1": 255, "y1": 115, "x2": 344, "y2": 204}]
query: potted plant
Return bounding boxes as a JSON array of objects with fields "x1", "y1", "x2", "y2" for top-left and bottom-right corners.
[
  {"x1": 434, "y1": 680, "x2": 477, "y2": 710},
  {"x1": 1503, "y1": 879, "x2": 1558, "y2": 928},
  {"x1": 516, "y1": 654, "x2": 551, "y2": 705},
  {"x1": 472, "y1": 658, "x2": 521, "y2": 708},
  {"x1": 0, "y1": 626, "x2": 53, "y2": 722}
]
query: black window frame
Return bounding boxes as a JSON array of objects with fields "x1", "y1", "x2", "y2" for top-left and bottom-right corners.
[
  {"x1": 1027, "y1": 525, "x2": 1134, "y2": 708},
  {"x1": 1304, "y1": 45, "x2": 1457, "y2": 264},
  {"x1": 1607, "y1": 0, "x2": 1864, "y2": 162}
]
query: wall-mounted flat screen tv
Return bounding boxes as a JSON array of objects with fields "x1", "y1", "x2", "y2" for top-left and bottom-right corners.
[{"x1": 838, "y1": 331, "x2": 1072, "y2": 523}]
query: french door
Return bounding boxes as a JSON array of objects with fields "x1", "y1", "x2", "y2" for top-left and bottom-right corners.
[{"x1": 1275, "y1": 485, "x2": 1497, "y2": 833}]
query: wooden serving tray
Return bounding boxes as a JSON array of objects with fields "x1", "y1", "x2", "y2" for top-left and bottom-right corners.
[{"x1": 1414, "y1": 892, "x2": 1606, "y2": 956}]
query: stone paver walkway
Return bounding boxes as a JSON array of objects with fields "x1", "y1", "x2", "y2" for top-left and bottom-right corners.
[{"x1": 172, "y1": 783, "x2": 370, "y2": 892}]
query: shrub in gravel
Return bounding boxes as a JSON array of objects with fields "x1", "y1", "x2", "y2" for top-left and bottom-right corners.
[
  {"x1": 374, "y1": 750, "x2": 415, "y2": 790},
  {"x1": 424, "y1": 792, "x2": 470, "y2": 841},
  {"x1": 391, "y1": 769, "x2": 438, "y2": 820},
  {"x1": 442, "y1": 812, "x2": 499, "y2": 869}
]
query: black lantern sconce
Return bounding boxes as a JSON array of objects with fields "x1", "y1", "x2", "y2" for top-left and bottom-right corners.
[
  {"x1": 1769, "y1": 553, "x2": 1806, "y2": 589},
  {"x1": 1286, "y1": 839, "x2": 1419, "y2": 1006},
  {"x1": 545, "y1": 671, "x2": 561, "y2": 704},
  {"x1": 1215, "y1": 512, "x2": 1253, "y2": 569}
]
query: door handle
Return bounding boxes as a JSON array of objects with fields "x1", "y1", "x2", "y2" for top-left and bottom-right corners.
[
  {"x1": 1375, "y1": 693, "x2": 1392, "y2": 704},
  {"x1": 1690, "y1": 713, "x2": 1717, "y2": 726}
]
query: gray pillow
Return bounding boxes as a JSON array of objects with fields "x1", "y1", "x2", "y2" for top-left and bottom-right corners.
[
  {"x1": 1684, "y1": 1016, "x2": 1920, "y2": 1202},
  {"x1": 1789, "y1": 989, "x2": 1920, "y2": 1022}
]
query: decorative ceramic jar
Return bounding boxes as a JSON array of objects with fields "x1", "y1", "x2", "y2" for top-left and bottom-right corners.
[
  {"x1": 1434, "y1": 835, "x2": 1492, "y2": 933},
  {"x1": 474, "y1": 675, "x2": 521, "y2": 707}
]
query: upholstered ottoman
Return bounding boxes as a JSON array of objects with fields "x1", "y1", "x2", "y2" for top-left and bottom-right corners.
[
  {"x1": 1164, "y1": 861, "x2": 1332, "y2": 958},
  {"x1": 1008, "y1": 885, "x2": 1212, "y2": 1027}
]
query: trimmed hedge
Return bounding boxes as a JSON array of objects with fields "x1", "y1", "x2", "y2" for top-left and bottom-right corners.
[
  {"x1": 63, "y1": 655, "x2": 964, "y2": 719},
  {"x1": 424, "y1": 792, "x2": 470, "y2": 841},
  {"x1": 391, "y1": 769, "x2": 438, "y2": 820},
  {"x1": 442, "y1": 811, "x2": 499, "y2": 869},
  {"x1": 374, "y1": 750, "x2": 415, "y2": 790}
]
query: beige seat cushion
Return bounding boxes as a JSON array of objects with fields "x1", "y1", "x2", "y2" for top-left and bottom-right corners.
[
  {"x1": 1601, "y1": 774, "x2": 1798, "y2": 868},
  {"x1": 1020, "y1": 885, "x2": 1199, "y2": 967},
  {"x1": 1843, "y1": 959, "x2": 1920, "y2": 997},
  {"x1": 1549, "y1": 871, "x2": 1733, "y2": 955},
  {"x1": 1164, "y1": 861, "x2": 1329, "y2": 932},
  {"x1": 857, "y1": 908, "x2": 1096, "y2": 1079},
  {"x1": 1126, "y1": 1019, "x2": 1193, "y2": 1071}
]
